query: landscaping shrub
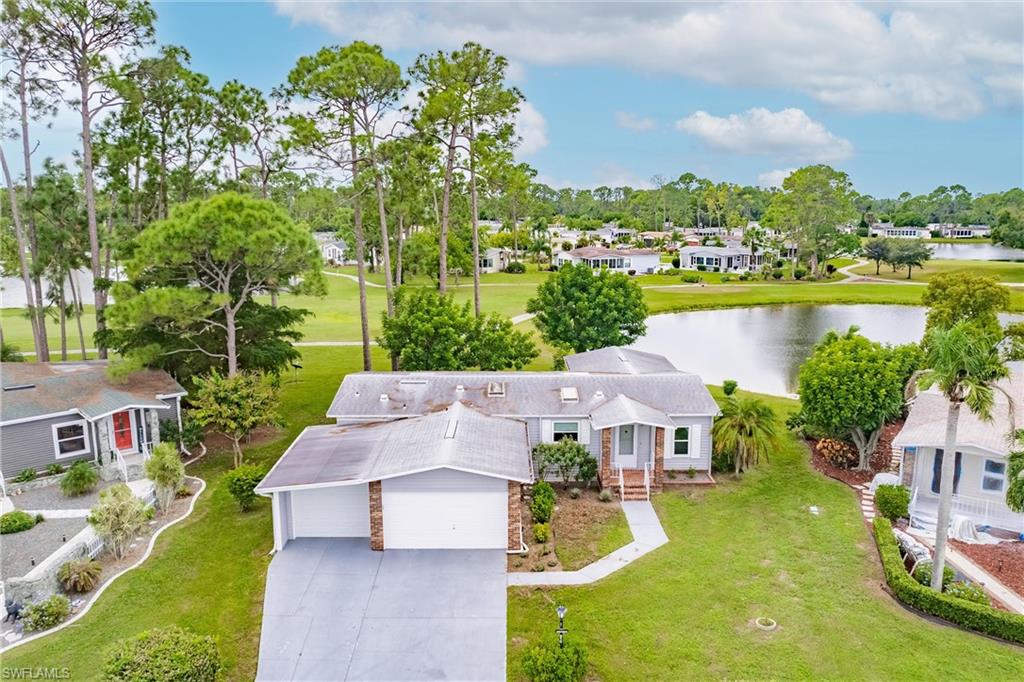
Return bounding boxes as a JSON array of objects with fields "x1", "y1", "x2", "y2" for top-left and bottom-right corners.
[
  {"x1": 696, "y1": 264, "x2": 706, "y2": 272},
  {"x1": 145, "y1": 443, "x2": 186, "y2": 514},
  {"x1": 872, "y1": 518, "x2": 1024, "y2": 644},
  {"x1": 826, "y1": 263, "x2": 837, "y2": 274},
  {"x1": 568, "y1": 487, "x2": 581, "y2": 500},
  {"x1": 773, "y1": 259, "x2": 785, "y2": 268},
  {"x1": 88, "y1": 484, "x2": 152, "y2": 560},
  {"x1": 738, "y1": 271, "x2": 752, "y2": 281},
  {"x1": 946, "y1": 581, "x2": 989, "y2": 605},
  {"x1": 771, "y1": 269, "x2": 784, "y2": 280},
  {"x1": 0, "y1": 510, "x2": 36, "y2": 534},
  {"x1": 686, "y1": 467, "x2": 696, "y2": 479},
  {"x1": 722, "y1": 379, "x2": 738, "y2": 396},
  {"x1": 14, "y1": 468, "x2": 37, "y2": 483},
  {"x1": 58, "y1": 558, "x2": 103, "y2": 593},
  {"x1": 535, "y1": 440, "x2": 591, "y2": 488},
  {"x1": 504, "y1": 261, "x2": 526, "y2": 274},
  {"x1": 793, "y1": 267, "x2": 808, "y2": 280},
  {"x1": 662, "y1": 267, "x2": 680, "y2": 275},
  {"x1": 719, "y1": 274, "x2": 733, "y2": 283},
  {"x1": 597, "y1": 488, "x2": 613, "y2": 503},
  {"x1": 46, "y1": 463, "x2": 65, "y2": 476},
  {"x1": 576, "y1": 455, "x2": 597, "y2": 488},
  {"x1": 61, "y1": 461, "x2": 99, "y2": 497},
  {"x1": 522, "y1": 640, "x2": 587, "y2": 682},
  {"x1": 160, "y1": 414, "x2": 205, "y2": 452},
  {"x1": 671, "y1": 257, "x2": 680, "y2": 268},
  {"x1": 874, "y1": 484, "x2": 910, "y2": 522},
  {"x1": 533, "y1": 522, "x2": 551, "y2": 543},
  {"x1": 224, "y1": 464, "x2": 266, "y2": 511},
  {"x1": 103, "y1": 626, "x2": 221, "y2": 681},
  {"x1": 530, "y1": 481, "x2": 556, "y2": 523},
  {"x1": 627, "y1": 269, "x2": 636, "y2": 276},
  {"x1": 856, "y1": 226, "x2": 870, "y2": 237},
  {"x1": 681, "y1": 273, "x2": 701, "y2": 283},
  {"x1": 816, "y1": 438, "x2": 858, "y2": 468},
  {"x1": 21, "y1": 595, "x2": 70, "y2": 632},
  {"x1": 913, "y1": 562, "x2": 955, "y2": 589}
]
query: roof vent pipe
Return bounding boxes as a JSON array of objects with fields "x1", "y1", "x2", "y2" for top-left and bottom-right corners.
[{"x1": 379, "y1": 393, "x2": 389, "y2": 402}]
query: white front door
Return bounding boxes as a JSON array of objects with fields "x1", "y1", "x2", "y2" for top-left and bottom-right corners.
[{"x1": 614, "y1": 424, "x2": 637, "y2": 468}]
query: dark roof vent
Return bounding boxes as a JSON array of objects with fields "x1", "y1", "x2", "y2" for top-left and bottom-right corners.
[
  {"x1": 3, "y1": 383, "x2": 35, "y2": 391},
  {"x1": 487, "y1": 381, "x2": 506, "y2": 397}
]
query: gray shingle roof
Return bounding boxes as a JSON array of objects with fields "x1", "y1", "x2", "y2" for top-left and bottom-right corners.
[
  {"x1": 564, "y1": 348, "x2": 678, "y2": 375},
  {"x1": 1, "y1": 362, "x2": 185, "y2": 424},
  {"x1": 257, "y1": 401, "x2": 532, "y2": 491},
  {"x1": 327, "y1": 371, "x2": 719, "y2": 419},
  {"x1": 894, "y1": 362, "x2": 1023, "y2": 455},
  {"x1": 589, "y1": 395, "x2": 675, "y2": 430}
]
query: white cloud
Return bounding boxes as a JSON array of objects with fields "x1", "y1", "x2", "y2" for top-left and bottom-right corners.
[
  {"x1": 272, "y1": 1, "x2": 1022, "y2": 120},
  {"x1": 505, "y1": 60, "x2": 528, "y2": 83},
  {"x1": 757, "y1": 168, "x2": 798, "y2": 188},
  {"x1": 676, "y1": 108, "x2": 854, "y2": 162},
  {"x1": 615, "y1": 111, "x2": 656, "y2": 131},
  {"x1": 514, "y1": 101, "x2": 548, "y2": 156}
]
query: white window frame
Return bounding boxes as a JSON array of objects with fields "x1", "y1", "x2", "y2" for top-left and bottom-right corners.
[
  {"x1": 552, "y1": 421, "x2": 580, "y2": 442},
  {"x1": 52, "y1": 419, "x2": 91, "y2": 459},
  {"x1": 981, "y1": 458, "x2": 1006, "y2": 493},
  {"x1": 670, "y1": 426, "x2": 691, "y2": 458}
]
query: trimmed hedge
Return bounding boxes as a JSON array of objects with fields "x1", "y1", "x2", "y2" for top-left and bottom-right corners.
[
  {"x1": 872, "y1": 517, "x2": 1024, "y2": 644},
  {"x1": 104, "y1": 626, "x2": 221, "y2": 681}
]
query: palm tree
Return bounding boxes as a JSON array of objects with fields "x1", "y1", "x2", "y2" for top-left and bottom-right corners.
[
  {"x1": 913, "y1": 321, "x2": 1009, "y2": 591},
  {"x1": 712, "y1": 396, "x2": 779, "y2": 478}
]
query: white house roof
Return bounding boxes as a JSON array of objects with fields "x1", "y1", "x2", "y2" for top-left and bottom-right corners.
[
  {"x1": 678, "y1": 245, "x2": 748, "y2": 257},
  {"x1": 327, "y1": 370, "x2": 719, "y2": 419},
  {"x1": 564, "y1": 347, "x2": 678, "y2": 375},
  {"x1": 589, "y1": 395, "x2": 675, "y2": 430},
  {"x1": 565, "y1": 246, "x2": 658, "y2": 259},
  {"x1": 894, "y1": 363, "x2": 1024, "y2": 455},
  {"x1": 256, "y1": 401, "x2": 532, "y2": 492}
]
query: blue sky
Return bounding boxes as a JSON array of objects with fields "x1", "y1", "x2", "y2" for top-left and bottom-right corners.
[{"x1": 30, "y1": 2, "x2": 1024, "y2": 197}]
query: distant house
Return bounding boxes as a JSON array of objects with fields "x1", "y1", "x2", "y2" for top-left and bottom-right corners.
[
  {"x1": 894, "y1": 362, "x2": 1024, "y2": 536},
  {"x1": 932, "y1": 223, "x2": 991, "y2": 239},
  {"x1": 555, "y1": 246, "x2": 661, "y2": 274},
  {"x1": 479, "y1": 247, "x2": 512, "y2": 274},
  {"x1": 321, "y1": 240, "x2": 348, "y2": 264},
  {"x1": 547, "y1": 228, "x2": 583, "y2": 251},
  {"x1": 870, "y1": 223, "x2": 930, "y2": 239},
  {"x1": 677, "y1": 245, "x2": 752, "y2": 272},
  {"x1": 639, "y1": 231, "x2": 672, "y2": 247},
  {"x1": 0, "y1": 362, "x2": 186, "y2": 480},
  {"x1": 592, "y1": 225, "x2": 635, "y2": 243}
]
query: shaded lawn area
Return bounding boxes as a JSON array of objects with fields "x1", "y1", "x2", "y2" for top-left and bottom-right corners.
[
  {"x1": 2, "y1": 346, "x2": 388, "y2": 681},
  {"x1": 507, "y1": 389, "x2": 1024, "y2": 680},
  {"x1": 851, "y1": 258, "x2": 1024, "y2": 283}
]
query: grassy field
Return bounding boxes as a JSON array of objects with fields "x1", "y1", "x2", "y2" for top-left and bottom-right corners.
[
  {"x1": 507, "y1": 388, "x2": 1024, "y2": 680},
  {"x1": 851, "y1": 259, "x2": 1024, "y2": 283}
]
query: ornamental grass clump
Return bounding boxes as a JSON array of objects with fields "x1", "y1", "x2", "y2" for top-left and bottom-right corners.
[
  {"x1": 58, "y1": 558, "x2": 103, "y2": 593},
  {"x1": 61, "y1": 461, "x2": 99, "y2": 497},
  {"x1": 88, "y1": 484, "x2": 152, "y2": 560}
]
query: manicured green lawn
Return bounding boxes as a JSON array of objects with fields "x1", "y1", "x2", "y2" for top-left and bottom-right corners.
[
  {"x1": 507, "y1": 388, "x2": 1024, "y2": 680},
  {"x1": 851, "y1": 259, "x2": 1024, "y2": 283}
]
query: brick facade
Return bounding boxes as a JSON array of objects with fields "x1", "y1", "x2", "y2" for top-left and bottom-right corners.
[
  {"x1": 899, "y1": 447, "x2": 915, "y2": 487},
  {"x1": 653, "y1": 427, "x2": 665, "y2": 490},
  {"x1": 507, "y1": 481, "x2": 522, "y2": 551},
  {"x1": 369, "y1": 480, "x2": 383, "y2": 550},
  {"x1": 599, "y1": 427, "x2": 613, "y2": 487}
]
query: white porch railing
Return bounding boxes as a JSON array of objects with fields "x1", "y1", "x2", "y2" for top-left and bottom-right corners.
[
  {"x1": 113, "y1": 448, "x2": 129, "y2": 483},
  {"x1": 614, "y1": 464, "x2": 624, "y2": 502},
  {"x1": 910, "y1": 490, "x2": 1024, "y2": 534},
  {"x1": 643, "y1": 462, "x2": 651, "y2": 501}
]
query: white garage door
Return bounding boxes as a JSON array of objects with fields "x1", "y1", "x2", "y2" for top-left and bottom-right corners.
[
  {"x1": 382, "y1": 469, "x2": 508, "y2": 549},
  {"x1": 290, "y1": 484, "x2": 370, "y2": 538}
]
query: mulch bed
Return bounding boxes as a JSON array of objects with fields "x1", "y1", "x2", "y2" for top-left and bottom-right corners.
[
  {"x1": 950, "y1": 540, "x2": 1024, "y2": 600},
  {"x1": 807, "y1": 421, "x2": 903, "y2": 486}
]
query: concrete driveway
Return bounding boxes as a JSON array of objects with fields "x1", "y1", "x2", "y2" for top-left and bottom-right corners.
[{"x1": 256, "y1": 538, "x2": 507, "y2": 681}]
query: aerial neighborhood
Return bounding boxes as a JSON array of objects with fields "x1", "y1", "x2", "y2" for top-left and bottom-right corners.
[{"x1": 0, "y1": 1, "x2": 1023, "y2": 681}]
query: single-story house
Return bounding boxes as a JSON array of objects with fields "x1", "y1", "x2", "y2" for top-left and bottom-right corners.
[
  {"x1": 257, "y1": 348, "x2": 719, "y2": 552},
  {"x1": 479, "y1": 247, "x2": 512, "y2": 274},
  {"x1": 639, "y1": 231, "x2": 672, "y2": 247},
  {"x1": 934, "y1": 224, "x2": 991, "y2": 239},
  {"x1": 592, "y1": 225, "x2": 635, "y2": 243},
  {"x1": 0, "y1": 362, "x2": 186, "y2": 480},
  {"x1": 320, "y1": 239, "x2": 348, "y2": 263},
  {"x1": 894, "y1": 361, "x2": 1024, "y2": 536},
  {"x1": 555, "y1": 246, "x2": 661, "y2": 274},
  {"x1": 677, "y1": 245, "x2": 752, "y2": 272},
  {"x1": 870, "y1": 223, "x2": 930, "y2": 239}
]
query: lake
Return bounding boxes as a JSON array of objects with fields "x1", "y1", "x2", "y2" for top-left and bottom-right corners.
[
  {"x1": 928, "y1": 242, "x2": 1024, "y2": 261},
  {"x1": 631, "y1": 304, "x2": 1023, "y2": 397}
]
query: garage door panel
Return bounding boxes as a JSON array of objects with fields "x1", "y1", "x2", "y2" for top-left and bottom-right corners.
[
  {"x1": 291, "y1": 484, "x2": 370, "y2": 538},
  {"x1": 382, "y1": 469, "x2": 507, "y2": 549}
]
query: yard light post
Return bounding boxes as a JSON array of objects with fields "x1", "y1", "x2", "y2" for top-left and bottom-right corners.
[{"x1": 556, "y1": 605, "x2": 568, "y2": 648}]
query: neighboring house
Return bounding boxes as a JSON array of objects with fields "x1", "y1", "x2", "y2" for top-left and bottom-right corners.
[
  {"x1": 554, "y1": 246, "x2": 661, "y2": 274},
  {"x1": 0, "y1": 362, "x2": 186, "y2": 480},
  {"x1": 870, "y1": 223, "x2": 930, "y2": 239},
  {"x1": 894, "y1": 362, "x2": 1024, "y2": 536},
  {"x1": 934, "y1": 223, "x2": 991, "y2": 238},
  {"x1": 256, "y1": 347, "x2": 718, "y2": 552},
  {"x1": 320, "y1": 239, "x2": 348, "y2": 264},
  {"x1": 639, "y1": 231, "x2": 672, "y2": 247},
  {"x1": 479, "y1": 247, "x2": 512, "y2": 274},
  {"x1": 593, "y1": 225, "x2": 635, "y2": 243},
  {"x1": 678, "y1": 245, "x2": 752, "y2": 272}
]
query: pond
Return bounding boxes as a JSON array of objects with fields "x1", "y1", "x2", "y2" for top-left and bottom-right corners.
[
  {"x1": 631, "y1": 304, "x2": 1023, "y2": 397},
  {"x1": 928, "y1": 242, "x2": 1024, "y2": 261}
]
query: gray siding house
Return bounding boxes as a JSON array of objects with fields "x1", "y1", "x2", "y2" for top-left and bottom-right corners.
[{"x1": 0, "y1": 362, "x2": 186, "y2": 480}]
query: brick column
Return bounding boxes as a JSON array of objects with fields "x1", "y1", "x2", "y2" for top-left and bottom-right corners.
[
  {"x1": 507, "y1": 481, "x2": 522, "y2": 551},
  {"x1": 600, "y1": 427, "x2": 613, "y2": 487},
  {"x1": 369, "y1": 481, "x2": 384, "y2": 551},
  {"x1": 653, "y1": 427, "x2": 665, "y2": 490}
]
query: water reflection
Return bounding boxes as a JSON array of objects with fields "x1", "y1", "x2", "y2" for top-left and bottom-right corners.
[{"x1": 928, "y1": 243, "x2": 1024, "y2": 261}]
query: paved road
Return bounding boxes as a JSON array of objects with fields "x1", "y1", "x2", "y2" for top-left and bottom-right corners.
[{"x1": 257, "y1": 538, "x2": 507, "y2": 681}]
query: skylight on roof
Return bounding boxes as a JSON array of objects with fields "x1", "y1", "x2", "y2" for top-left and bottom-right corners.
[
  {"x1": 2, "y1": 383, "x2": 35, "y2": 391},
  {"x1": 444, "y1": 420, "x2": 458, "y2": 439},
  {"x1": 560, "y1": 386, "x2": 579, "y2": 403},
  {"x1": 487, "y1": 381, "x2": 506, "y2": 397}
]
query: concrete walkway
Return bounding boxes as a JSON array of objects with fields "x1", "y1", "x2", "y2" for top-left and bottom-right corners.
[{"x1": 508, "y1": 501, "x2": 668, "y2": 586}]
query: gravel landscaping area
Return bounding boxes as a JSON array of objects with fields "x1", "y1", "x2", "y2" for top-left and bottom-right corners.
[
  {"x1": 5, "y1": 479, "x2": 117, "y2": 512},
  {"x1": 0, "y1": 518, "x2": 89, "y2": 580}
]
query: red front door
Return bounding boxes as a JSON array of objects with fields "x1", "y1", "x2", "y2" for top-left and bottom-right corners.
[{"x1": 112, "y1": 411, "x2": 134, "y2": 450}]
